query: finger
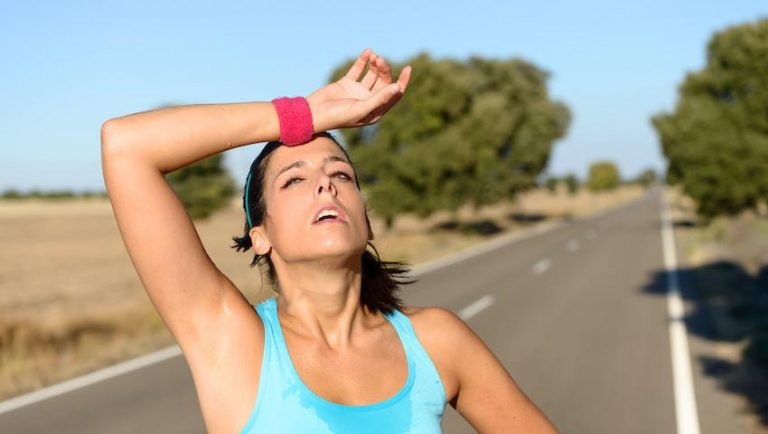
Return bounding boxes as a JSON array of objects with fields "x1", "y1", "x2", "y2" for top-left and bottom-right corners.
[
  {"x1": 369, "y1": 57, "x2": 393, "y2": 93},
  {"x1": 360, "y1": 53, "x2": 379, "y2": 88},
  {"x1": 395, "y1": 65, "x2": 412, "y2": 93},
  {"x1": 372, "y1": 67, "x2": 408, "y2": 117},
  {"x1": 352, "y1": 83, "x2": 401, "y2": 122},
  {"x1": 370, "y1": 57, "x2": 392, "y2": 92},
  {"x1": 366, "y1": 62, "x2": 380, "y2": 91},
  {"x1": 375, "y1": 56, "x2": 393, "y2": 86},
  {"x1": 344, "y1": 48, "x2": 372, "y2": 81}
]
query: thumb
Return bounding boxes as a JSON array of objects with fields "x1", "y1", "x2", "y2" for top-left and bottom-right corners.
[{"x1": 354, "y1": 83, "x2": 401, "y2": 120}]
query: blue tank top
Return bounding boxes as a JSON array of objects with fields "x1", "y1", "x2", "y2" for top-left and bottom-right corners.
[{"x1": 240, "y1": 297, "x2": 447, "y2": 433}]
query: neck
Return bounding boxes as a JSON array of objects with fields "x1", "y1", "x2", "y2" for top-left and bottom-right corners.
[{"x1": 272, "y1": 255, "x2": 371, "y2": 350}]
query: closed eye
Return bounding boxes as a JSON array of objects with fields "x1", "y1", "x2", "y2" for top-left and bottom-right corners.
[
  {"x1": 334, "y1": 171, "x2": 353, "y2": 181},
  {"x1": 281, "y1": 171, "x2": 353, "y2": 189}
]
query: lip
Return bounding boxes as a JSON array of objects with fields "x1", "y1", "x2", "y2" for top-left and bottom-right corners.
[{"x1": 311, "y1": 203, "x2": 348, "y2": 225}]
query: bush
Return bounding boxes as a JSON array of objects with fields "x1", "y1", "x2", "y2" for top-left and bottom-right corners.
[
  {"x1": 1, "y1": 189, "x2": 22, "y2": 199},
  {"x1": 586, "y1": 161, "x2": 620, "y2": 192},
  {"x1": 563, "y1": 173, "x2": 579, "y2": 195},
  {"x1": 636, "y1": 169, "x2": 657, "y2": 189},
  {"x1": 165, "y1": 154, "x2": 236, "y2": 220},
  {"x1": 544, "y1": 176, "x2": 558, "y2": 194}
]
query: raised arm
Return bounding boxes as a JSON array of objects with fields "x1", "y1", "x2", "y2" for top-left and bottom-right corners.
[{"x1": 100, "y1": 49, "x2": 410, "y2": 354}]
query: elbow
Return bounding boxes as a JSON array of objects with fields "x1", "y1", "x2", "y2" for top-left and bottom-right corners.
[
  {"x1": 100, "y1": 118, "x2": 121, "y2": 158},
  {"x1": 101, "y1": 118, "x2": 134, "y2": 160}
]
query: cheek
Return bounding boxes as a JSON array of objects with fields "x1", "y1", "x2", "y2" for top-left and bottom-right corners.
[{"x1": 270, "y1": 199, "x2": 306, "y2": 228}]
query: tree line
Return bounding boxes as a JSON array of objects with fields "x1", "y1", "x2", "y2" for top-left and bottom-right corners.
[
  {"x1": 1, "y1": 189, "x2": 107, "y2": 199},
  {"x1": 7, "y1": 51, "x2": 661, "y2": 221},
  {"x1": 542, "y1": 164, "x2": 657, "y2": 195}
]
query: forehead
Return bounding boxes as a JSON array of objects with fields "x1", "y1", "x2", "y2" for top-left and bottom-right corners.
[{"x1": 267, "y1": 137, "x2": 350, "y2": 175}]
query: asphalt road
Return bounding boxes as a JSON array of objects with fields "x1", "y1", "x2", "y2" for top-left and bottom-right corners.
[{"x1": 0, "y1": 189, "x2": 747, "y2": 433}]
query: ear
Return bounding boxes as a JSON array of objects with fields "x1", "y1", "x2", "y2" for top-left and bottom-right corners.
[{"x1": 249, "y1": 226, "x2": 272, "y2": 256}]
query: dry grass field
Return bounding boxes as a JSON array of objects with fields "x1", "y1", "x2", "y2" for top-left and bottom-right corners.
[{"x1": 0, "y1": 185, "x2": 644, "y2": 400}]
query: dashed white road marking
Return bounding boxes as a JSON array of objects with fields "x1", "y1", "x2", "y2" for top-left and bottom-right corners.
[
  {"x1": 566, "y1": 239, "x2": 580, "y2": 252},
  {"x1": 661, "y1": 193, "x2": 701, "y2": 434},
  {"x1": 532, "y1": 258, "x2": 551, "y2": 274},
  {"x1": 458, "y1": 295, "x2": 496, "y2": 320}
]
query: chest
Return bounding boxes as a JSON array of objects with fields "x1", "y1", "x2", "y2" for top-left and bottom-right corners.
[
  {"x1": 280, "y1": 324, "x2": 409, "y2": 406},
  {"x1": 246, "y1": 319, "x2": 445, "y2": 434}
]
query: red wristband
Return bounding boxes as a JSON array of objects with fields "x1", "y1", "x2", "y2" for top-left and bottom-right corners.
[{"x1": 271, "y1": 96, "x2": 314, "y2": 146}]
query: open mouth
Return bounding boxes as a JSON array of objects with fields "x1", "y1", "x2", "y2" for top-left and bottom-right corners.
[
  {"x1": 313, "y1": 214, "x2": 346, "y2": 224},
  {"x1": 312, "y1": 206, "x2": 348, "y2": 224}
]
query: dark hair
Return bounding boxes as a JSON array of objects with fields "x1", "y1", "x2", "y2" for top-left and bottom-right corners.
[{"x1": 230, "y1": 131, "x2": 416, "y2": 316}]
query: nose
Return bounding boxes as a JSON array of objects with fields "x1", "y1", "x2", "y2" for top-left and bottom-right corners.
[{"x1": 315, "y1": 172, "x2": 337, "y2": 197}]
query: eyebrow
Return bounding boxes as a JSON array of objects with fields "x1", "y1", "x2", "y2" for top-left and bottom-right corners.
[{"x1": 274, "y1": 155, "x2": 351, "y2": 182}]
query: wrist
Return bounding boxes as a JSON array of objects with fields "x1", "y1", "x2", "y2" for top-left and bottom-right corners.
[
  {"x1": 271, "y1": 96, "x2": 314, "y2": 146},
  {"x1": 305, "y1": 93, "x2": 324, "y2": 132}
]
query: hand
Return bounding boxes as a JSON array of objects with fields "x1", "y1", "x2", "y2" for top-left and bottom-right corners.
[{"x1": 306, "y1": 48, "x2": 412, "y2": 132}]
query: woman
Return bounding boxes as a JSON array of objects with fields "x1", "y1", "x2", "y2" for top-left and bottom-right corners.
[{"x1": 101, "y1": 48, "x2": 559, "y2": 433}]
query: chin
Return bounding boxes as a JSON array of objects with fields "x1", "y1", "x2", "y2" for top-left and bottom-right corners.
[{"x1": 312, "y1": 240, "x2": 367, "y2": 259}]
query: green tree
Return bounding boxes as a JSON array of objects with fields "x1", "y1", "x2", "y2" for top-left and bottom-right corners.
[
  {"x1": 1, "y1": 189, "x2": 22, "y2": 199},
  {"x1": 329, "y1": 52, "x2": 570, "y2": 228},
  {"x1": 165, "y1": 153, "x2": 236, "y2": 220},
  {"x1": 652, "y1": 18, "x2": 768, "y2": 220},
  {"x1": 544, "y1": 176, "x2": 559, "y2": 194},
  {"x1": 635, "y1": 168, "x2": 657, "y2": 189},
  {"x1": 586, "y1": 161, "x2": 620, "y2": 192},
  {"x1": 563, "y1": 173, "x2": 579, "y2": 195}
]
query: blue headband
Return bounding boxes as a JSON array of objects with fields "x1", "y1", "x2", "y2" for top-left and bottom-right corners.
[{"x1": 244, "y1": 172, "x2": 253, "y2": 228}]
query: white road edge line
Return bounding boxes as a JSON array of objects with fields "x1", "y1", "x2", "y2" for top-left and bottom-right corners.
[
  {"x1": 0, "y1": 194, "x2": 649, "y2": 412},
  {"x1": 661, "y1": 192, "x2": 701, "y2": 434},
  {"x1": 0, "y1": 346, "x2": 182, "y2": 415},
  {"x1": 532, "y1": 258, "x2": 551, "y2": 274},
  {"x1": 458, "y1": 295, "x2": 495, "y2": 320}
]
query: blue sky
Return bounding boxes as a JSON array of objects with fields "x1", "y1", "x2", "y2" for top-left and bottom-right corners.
[{"x1": 1, "y1": 1, "x2": 766, "y2": 192}]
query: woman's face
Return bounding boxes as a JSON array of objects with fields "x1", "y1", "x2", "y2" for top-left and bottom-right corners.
[{"x1": 251, "y1": 136, "x2": 372, "y2": 265}]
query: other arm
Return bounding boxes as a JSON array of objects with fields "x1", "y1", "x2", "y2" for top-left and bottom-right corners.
[{"x1": 419, "y1": 308, "x2": 560, "y2": 433}]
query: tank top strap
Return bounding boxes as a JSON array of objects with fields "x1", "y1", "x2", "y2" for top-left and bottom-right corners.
[
  {"x1": 384, "y1": 307, "x2": 445, "y2": 397},
  {"x1": 383, "y1": 308, "x2": 414, "y2": 340},
  {"x1": 254, "y1": 297, "x2": 294, "y2": 378}
]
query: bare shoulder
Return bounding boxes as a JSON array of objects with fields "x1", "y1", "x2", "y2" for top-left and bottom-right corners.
[
  {"x1": 398, "y1": 305, "x2": 485, "y2": 369},
  {"x1": 402, "y1": 305, "x2": 560, "y2": 433},
  {"x1": 400, "y1": 305, "x2": 477, "y2": 347}
]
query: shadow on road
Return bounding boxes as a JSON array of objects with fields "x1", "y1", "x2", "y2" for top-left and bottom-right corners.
[
  {"x1": 430, "y1": 210, "x2": 560, "y2": 238},
  {"x1": 641, "y1": 261, "x2": 768, "y2": 427},
  {"x1": 432, "y1": 218, "x2": 504, "y2": 236}
]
